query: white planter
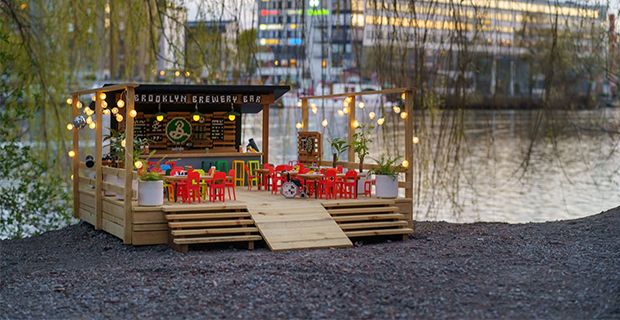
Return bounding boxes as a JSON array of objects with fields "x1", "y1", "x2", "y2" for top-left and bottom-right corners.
[
  {"x1": 138, "y1": 180, "x2": 164, "y2": 206},
  {"x1": 357, "y1": 173, "x2": 368, "y2": 194},
  {"x1": 103, "y1": 175, "x2": 116, "y2": 196},
  {"x1": 375, "y1": 175, "x2": 398, "y2": 198},
  {"x1": 116, "y1": 179, "x2": 138, "y2": 200}
]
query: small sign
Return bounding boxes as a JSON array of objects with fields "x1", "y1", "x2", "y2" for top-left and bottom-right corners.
[
  {"x1": 211, "y1": 119, "x2": 224, "y2": 140},
  {"x1": 166, "y1": 117, "x2": 192, "y2": 144},
  {"x1": 149, "y1": 134, "x2": 164, "y2": 142},
  {"x1": 150, "y1": 118, "x2": 164, "y2": 133}
]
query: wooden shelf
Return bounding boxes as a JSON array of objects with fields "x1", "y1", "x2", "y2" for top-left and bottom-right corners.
[{"x1": 140, "y1": 152, "x2": 262, "y2": 158}]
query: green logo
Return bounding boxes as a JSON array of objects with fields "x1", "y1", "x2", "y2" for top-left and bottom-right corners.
[{"x1": 166, "y1": 117, "x2": 192, "y2": 143}]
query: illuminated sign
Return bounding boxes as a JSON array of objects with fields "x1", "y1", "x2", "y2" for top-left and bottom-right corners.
[
  {"x1": 259, "y1": 38, "x2": 279, "y2": 45},
  {"x1": 307, "y1": 8, "x2": 329, "y2": 15},
  {"x1": 260, "y1": 9, "x2": 280, "y2": 16},
  {"x1": 286, "y1": 9, "x2": 302, "y2": 15},
  {"x1": 309, "y1": 0, "x2": 320, "y2": 7},
  {"x1": 288, "y1": 38, "x2": 303, "y2": 45},
  {"x1": 259, "y1": 24, "x2": 284, "y2": 30}
]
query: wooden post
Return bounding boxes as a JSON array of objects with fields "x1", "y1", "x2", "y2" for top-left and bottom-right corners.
[
  {"x1": 124, "y1": 86, "x2": 135, "y2": 245},
  {"x1": 262, "y1": 103, "x2": 269, "y2": 165},
  {"x1": 72, "y1": 95, "x2": 79, "y2": 219},
  {"x1": 301, "y1": 99, "x2": 308, "y2": 131},
  {"x1": 347, "y1": 96, "x2": 356, "y2": 164},
  {"x1": 95, "y1": 92, "x2": 103, "y2": 230},
  {"x1": 404, "y1": 90, "x2": 413, "y2": 200}
]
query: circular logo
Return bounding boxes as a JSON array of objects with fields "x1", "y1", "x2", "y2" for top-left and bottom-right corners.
[
  {"x1": 166, "y1": 117, "x2": 192, "y2": 144},
  {"x1": 305, "y1": 137, "x2": 314, "y2": 154}
]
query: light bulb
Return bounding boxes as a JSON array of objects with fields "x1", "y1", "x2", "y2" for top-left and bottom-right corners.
[
  {"x1": 185, "y1": 71, "x2": 190, "y2": 77},
  {"x1": 121, "y1": 139, "x2": 126, "y2": 148},
  {"x1": 359, "y1": 102, "x2": 365, "y2": 109},
  {"x1": 297, "y1": 101, "x2": 302, "y2": 107},
  {"x1": 117, "y1": 100, "x2": 125, "y2": 108},
  {"x1": 103, "y1": 109, "x2": 110, "y2": 115},
  {"x1": 400, "y1": 112, "x2": 407, "y2": 119},
  {"x1": 413, "y1": 137, "x2": 419, "y2": 144},
  {"x1": 86, "y1": 109, "x2": 94, "y2": 116},
  {"x1": 228, "y1": 114, "x2": 236, "y2": 121},
  {"x1": 130, "y1": 110, "x2": 137, "y2": 118},
  {"x1": 83, "y1": 107, "x2": 91, "y2": 113},
  {"x1": 338, "y1": 110, "x2": 344, "y2": 116},
  {"x1": 89, "y1": 122, "x2": 96, "y2": 129},
  {"x1": 353, "y1": 120, "x2": 359, "y2": 128},
  {"x1": 71, "y1": 175, "x2": 73, "y2": 180},
  {"x1": 310, "y1": 103, "x2": 316, "y2": 108},
  {"x1": 66, "y1": 98, "x2": 73, "y2": 105},
  {"x1": 156, "y1": 115, "x2": 164, "y2": 122},
  {"x1": 343, "y1": 101, "x2": 348, "y2": 107},
  {"x1": 175, "y1": 71, "x2": 180, "y2": 77},
  {"x1": 192, "y1": 114, "x2": 200, "y2": 121},
  {"x1": 112, "y1": 107, "x2": 119, "y2": 114},
  {"x1": 67, "y1": 123, "x2": 74, "y2": 130},
  {"x1": 393, "y1": 106, "x2": 401, "y2": 114},
  {"x1": 402, "y1": 160, "x2": 409, "y2": 168},
  {"x1": 86, "y1": 116, "x2": 92, "y2": 124},
  {"x1": 91, "y1": 95, "x2": 96, "y2": 101},
  {"x1": 343, "y1": 107, "x2": 349, "y2": 114},
  {"x1": 377, "y1": 118, "x2": 385, "y2": 125},
  {"x1": 296, "y1": 122, "x2": 302, "y2": 129},
  {"x1": 312, "y1": 107, "x2": 317, "y2": 114},
  {"x1": 369, "y1": 112, "x2": 376, "y2": 119},
  {"x1": 76, "y1": 101, "x2": 82, "y2": 109},
  {"x1": 99, "y1": 93, "x2": 106, "y2": 100},
  {"x1": 102, "y1": 101, "x2": 108, "y2": 108},
  {"x1": 116, "y1": 114, "x2": 123, "y2": 122},
  {"x1": 68, "y1": 150, "x2": 75, "y2": 157},
  {"x1": 322, "y1": 119, "x2": 328, "y2": 127},
  {"x1": 345, "y1": 97, "x2": 351, "y2": 103},
  {"x1": 401, "y1": 93, "x2": 405, "y2": 100},
  {"x1": 135, "y1": 161, "x2": 143, "y2": 169}
]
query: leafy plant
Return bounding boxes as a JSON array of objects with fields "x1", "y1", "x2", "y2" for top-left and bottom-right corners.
[
  {"x1": 351, "y1": 123, "x2": 374, "y2": 172},
  {"x1": 103, "y1": 128, "x2": 150, "y2": 168},
  {"x1": 369, "y1": 154, "x2": 403, "y2": 181},
  {"x1": 327, "y1": 137, "x2": 348, "y2": 167}
]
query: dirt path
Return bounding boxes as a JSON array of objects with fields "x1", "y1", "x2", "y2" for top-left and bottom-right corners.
[{"x1": 1, "y1": 207, "x2": 619, "y2": 319}]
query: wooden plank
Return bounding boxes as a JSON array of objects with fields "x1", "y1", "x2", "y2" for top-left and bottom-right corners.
[
  {"x1": 133, "y1": 211, "x2": 167, "y2": 224},
  {"x1": 79, "y1": 176, "x2": 96, "y2": 186},
  {"x1": 132, "y1": 231, "x2": 168, "y2": 245},
  {"x1": 72, "y1": 95, "x2": 79, "y2": 218},
  {"x1": 301, "y1": 99, "x2": 308, "y2": 130},
  {"x1": 174, "y1": 235, "x2": 262, "y2": 245},
  {"x1": 404, "y1": 89, "x2": 413, "y2": 199},
  {"x1": 327, "y1": 206, "x2": 399, "y2": 215},
  {"x1": 102, "y1": 201, "x2": 125, "y2": 220},
  {"x1": 261, "y1": 226, "x2": 350, "y2": 242},
  {"x1": 102, "y1": 195, "x2": 125, "y2": 207},
  {"x1": 171, "y1": 227, "x2": 259, "y2": 236},
  {"x1": 80, "y1": 207, "x2": 96, "y2": 225},
  {"x1": 79, "y1": 191, "x2": 96, "y2": 207},
  {"x1": 79, "y1": 202, "x2": 96, "y2": 214},
  {"x1": 168, "y1": 219, "x2": 255, "y2": 228},
  {"x1": 332, "y1": 213, "x2": 405, "y2": 222},
  {"x1": 345, "y1": 228, "x2": 413, "y2": 237},
  {"x1": 253, "y1": 219, "x2": 337, "y2": 230},
  {"x1": 251, "y1": 213, "x2": 335, "y2": 223},
  {"x1": 70, "y1": 83, "x2": 140, "y2": 96},
  {"x1": 103, "y1": 212, "x2": 124, "y2": 226},
  {"x1": 262, "y1": 103, "x2": 269, "y2": 166},
  {"x1": 338, "y1": 221, "x2": 408, "y2": 230},
  {"x1": 102, "y1": 181, "x2": 124, "y2": 195},
  {"x1": 164, "y1": 212, "x2": 251, "y2": 220},
  {"x1": 348, "y1": 95, "x2": 355, "y2": 163},
  {"x1": 133, "y1": 223, "x2": 168, "y2": 232},
  {"x1": 321, "y1": 199, "x2": 394, "y2": 207},
  {"x1": 95, "y1": 94, "x2": 103, "y2": 230},
  {"x1": 79, "y1": 162, "x2": 95, "y2": 171},
  {"x1": 162, "y1": 203, "x2": 247, "y2": 212},
  {"x1": 103, "y1": 218, "x2": 124, "y2": 240},
  {"x1": 269, "y1": 238, "x2": 352, "y2": 252},
  {"x1": 302, "y1": 87, "x2": 415, "y2": 100}
]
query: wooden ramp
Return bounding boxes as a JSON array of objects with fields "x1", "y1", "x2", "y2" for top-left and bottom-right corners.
[{"x1": 247, "y1": 202, "x2": 352, "y2": 251}]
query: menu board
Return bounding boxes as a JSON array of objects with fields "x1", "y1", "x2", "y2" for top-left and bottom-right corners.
[
  {"x1": 134, "y1": 118, "x2": 147, "y2": 139},
  {"x1": 211, "y1": 119, "x2": 224, "y2": 140}
]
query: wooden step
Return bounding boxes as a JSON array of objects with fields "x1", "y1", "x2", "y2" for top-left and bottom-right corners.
[
  {"x1": 321, "y1": 199, "x2": 394, "y2": 208},
  {"x1": 327, "y1": 206, "x2": 399, "y2": 215},
  {"x1": 169, "y1": 219, "x2": 254, "y2": 228},
  {"x1": 345, "y1": 228, "x2": 413, "y2": 237},
  {"x1": 338, "y1": 220, "x2": 408, "y2": 230},
  {"x1": 162, "y1": 203, "x2": 247, "y2": 212},
  {"x1": 165, "y1": 212, "x2": 251, "y2": 221},
  {"x1": 172, "y1": 227, "x2": 259, "y2": 236},
  {"x1": 333, "y1": 213, "x2": 404, "y2": 222},
  {"x1": 174, "y1": 235, "x2": 262, "y2": 245}
]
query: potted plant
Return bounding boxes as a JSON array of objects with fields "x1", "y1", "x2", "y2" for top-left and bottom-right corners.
[
  {"x1": 136, "y1": 158, "x2": 164, "y2": 206},
  {"x1": 103, "y1": 128, "x2": 150, "y2": 200},
  {"x1": 327, "y1": 137, "x2": 348, "y2": 168},
  {"x1": 351, "y1": 123, "x2": 373, "y2": 193},
  {"x1": 369, "y1": 154, "x2": 403, "y2": 198}
]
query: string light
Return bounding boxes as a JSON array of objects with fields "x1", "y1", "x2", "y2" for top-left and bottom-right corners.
[
  {"x1": 297, "y1": 101, "x2": 302, "y2": 107},
  {"x1": 377, "y1": 118, "x2": 385, "y2": 125},
  {"x1": 338, "y1": 110, "x2": 344, "y2": 116},
  {"x1": 312, "y1": 107, "x2": 317, "y2": 114},
  {"x1": 112, "y1": 107, "x2": 119, "y2": 114},
  {"x1": 402, "y1": 160, "x2": 409, "y2": 168},
  {"x1": 102, "y1": 101, "x2": 108, "y2": 108},
  {"x1": 117, "y1": 99, "x2": 125, "y2": 108},
  {"x1": 103, "y1": 109, "x2": 111, "y2": 115},
  {"x1": 130, "y1": 110, "x2": 137, "y2": 118},
  {"x1": 400, "y1": 112, "x2": 407, "y2": 119},
  {"x1": 71, "y1": 175, "x2": 73, "y2": 180},
  {"x1": 401, "y1": 93, "x2": 405, "y2": 100},
  {"x1": 121, "y1": 139, "x2": 126, "y2": 148},
  {"x1": 343, "y1": 107, "x2": 349, "y2": 114},
  {"x1": 86, "y1": 116, "x2": 92, "y2": 124},
  {"x1": 322, "y1": 119, "x2": 328, "y2": 127},
  {"x1": 353, "y1": 120, "x2": 359, "y2": 127},
  {"x1": 310, "y1": 103, "x2": 316, "y2": 108},
  {"x1": 135, "y1": 161, "x2": 143, "y2": 169},
  {"x1": 345, "y1": 97, "x2": 351, "y2": 103},
  {"x1": 89, "y1": 122, "x2": 96, "y2": 129},
  {"x1": 175, "y1": 71, "x2": 180, "y2": 77},
  {"x1": 91, "y1": 95, "x2": 96, "y2": 102},
  {"x1": 413, "y1": 137, "x2": 419, "y2": 144},
  {"x1": 359, "y1": 102, "x2": 365, "y2": 109},
  {"x1": 99, "y1": 93, "x2": 106, "y2": 100},
  {"x1": 369, "y1": 112, "x2": 376, "y2": 119},
  {"x1": 393, "y1": 106, "x2": 401, "y2": 114},
  {"x1": 296, "y1": 122, "x2": 302, "y2": 129},
  {"x1": 116, "y1": 114, "x2": 123, "y2": 122},
  {"x1": 76, "y1": 101, "x2": 82, "y2": 109},
  {"x1": 68, "y1": 150, "x2": 75, "y2": 157},
  {"x1": 343, "y1": 101, "x2": 348, "y2": 107},
  {"x1": 67, "y1": 124, "x2": 74, "y2": 130},
  {"x1": 66, "y1": 98, "x2": 73, "y2": 105},
  {"x1": 160, "y1": 71, "x2": 165, "y2": 76},
  {"x1": 185, "y1": 71, "x2": 190, "y2": 77}
]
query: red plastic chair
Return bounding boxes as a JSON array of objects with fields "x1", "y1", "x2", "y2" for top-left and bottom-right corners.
[
  {"x1": 178, "y1": 171, "x2": 201, "y2": 204},
  {"x1": 336, "y1": 165, "x2": 343, "y2": 173},
  {"x1": 271, "y1": 165, "x2": 287, "y2": 194},
  {"x1": 340, "y1": 170, "x2": 358, "y2": 199},
  {"x1": 245, "y1": 165, "x2": 260, "y2": 191},
  {"x1": 288, "y1": 160, "x2": 300, "y2": 166},
  {"x1": 317, "y1": 169, "x2": 337, "y2": 199},
  {"x1": 164, "y1": 161, "x2": 176, "y2": 167},
  {"x1": 364, "y1": 180, "x2": 374, "y2": 197},
  {"x1": 168, "y1": 168, "x2": 186, "y2": 202},
  {"x1": 210, "y1": 172, "x2": 226, "y2": 202},
  {"x1": 148, "y1": 161, "x2": 159, "y2": 168},
  {"x1": 225, "y1": 169, "x2": 236, "y2": 200}
]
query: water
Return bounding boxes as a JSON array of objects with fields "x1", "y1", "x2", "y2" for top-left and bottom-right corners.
[{"x1": 243, "y1": 107, "x2": 620, "y2": 223}]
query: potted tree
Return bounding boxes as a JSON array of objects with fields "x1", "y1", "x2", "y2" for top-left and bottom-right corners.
[
  {"x1": 104, "y1": 129, "x2": 150, "y2": 200},
  {"x1": 351, "y1": 123, "x2": 373, "y2": 193},
  {"x1": 369, "y1": 154, "x2": 403, "y2": 198},
  {"x1": 136, "y1": 158, "x2": 164, "y2": 206},
  {"x1": 327, "y1": 137, "x2": 348, "y2": 168}
]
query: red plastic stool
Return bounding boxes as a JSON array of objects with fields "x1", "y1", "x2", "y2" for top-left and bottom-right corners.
[{"x1": 364, "y1": 180, "x2": 374, "y2": 197}]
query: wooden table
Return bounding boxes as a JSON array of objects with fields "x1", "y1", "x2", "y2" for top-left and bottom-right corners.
[
  {"x1": 298, "y1": 172, "x2": 367, "y2": 199},
  {"x1": 163, "y1": 175, "x2": 232, "y2": 202}
]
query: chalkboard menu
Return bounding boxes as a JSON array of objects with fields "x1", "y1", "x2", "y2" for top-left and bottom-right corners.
[
  {"x1": 134, "y1": 118, "x2": 147, "y2": 139},
  {"x1": 211, "y1": 119, "x2": 224, "y2": 140}
]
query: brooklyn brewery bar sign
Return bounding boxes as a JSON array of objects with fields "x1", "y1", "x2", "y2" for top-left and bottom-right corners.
[{"x1": 134, "y1": 93, "x2": 263, "y2": 104}]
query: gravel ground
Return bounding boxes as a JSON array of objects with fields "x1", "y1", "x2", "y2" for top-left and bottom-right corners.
[{"x1": 1, "y1": 207, "x2": 619, "y2": 320}]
